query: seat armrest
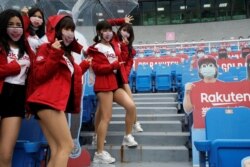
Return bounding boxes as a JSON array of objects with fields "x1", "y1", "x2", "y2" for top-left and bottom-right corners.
[{"x1": 194, "y1": 140, "x2": 212, "y2": 152}]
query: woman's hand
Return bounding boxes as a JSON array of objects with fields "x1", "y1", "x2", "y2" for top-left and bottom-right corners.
[
  {"x1": 86, "y1": 56, "x2": 93, "y2": 65},
  {"x1": 21, "y1": 6, "x2": 29, "y2": 16},
  {"x1": 185, "y1": 82, "x2": 194, "y2": 94},
  {"x1": 52, "y1": 38, "x2": 63, "y2": 50},
  {"x1": 125, "y1": 15, "x2": 134, "y2": 24}
]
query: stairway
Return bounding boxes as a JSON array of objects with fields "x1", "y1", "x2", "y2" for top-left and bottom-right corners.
[{"x1": 80, "y1": 92, "x2": 190, "y2": 163}]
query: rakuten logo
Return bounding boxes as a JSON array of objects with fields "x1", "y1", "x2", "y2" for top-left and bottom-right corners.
[{"x1": 201, "y1": 92, "x2": 250, "y2": 106}]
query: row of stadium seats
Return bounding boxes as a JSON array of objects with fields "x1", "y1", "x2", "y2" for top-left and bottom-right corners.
[
  {"x1": 129, "y1": 64, "x2": 248, "y2": 103},
  {"x1": 136, "y1": 45, "x2": 240, "y2": 57}
]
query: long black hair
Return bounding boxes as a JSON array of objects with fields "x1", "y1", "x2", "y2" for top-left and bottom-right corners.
[
  {"x1": 0, "y1": 9, "x2": 26, "y2": 59},
  {"x1": 117, "y1": 23, "x2": 135, "y2": 57},
  {"x1": 93, "y1": 20, "x2": 112, "y2": 43},
  {"x1": 28, "y1": 7, "x2": 45, "y2": 38}
]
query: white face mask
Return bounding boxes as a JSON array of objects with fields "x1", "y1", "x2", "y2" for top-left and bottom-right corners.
[
  {"x1": 7, "y1": 27, "x2": 23, "y2": 41},
  {"x1": 30, "y1": 16, "x2": 43, "y2": 28},
  {"x1": 102, "y1": 31, "x2": 113, "y2": 42},
  {"x1": 171, "y1": 52, "x2": 176, "y2": 57},
  {"x1": 179, "y1": 50, "x2": 184, "y2": 54},
  {"x1": 62, "y1": 29, "x2": 74, "y2": 46},
  {"x1": 200, "y1": 63, "x2": 216, "y2": 78},
  {"x1": 212, "y1": 48, "x2": 217, "y2": 53},
  {"x1": 226, "y1": 47, "x2": 231, "y2": 52},
  {"x1": 197, "y1": 52, "x2": 205, "y2": 58}
]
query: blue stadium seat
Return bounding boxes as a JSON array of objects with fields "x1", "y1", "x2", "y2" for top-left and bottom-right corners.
[
  {"x1": 143, "y1": 49, "x2": 154, "y2": 57},
  {"x1": 238, "y1": 70, "x2": 247, "y2": 80},
  {"x1": 154, "y1": 64, "x2": 172, "y2": 92},
  {"x1": 129, "y1": 69, "x2": 136, "y2": 93},
  {"x1": 136, "y1": 64, "x2": 153, "y2": 92},
  {"x1": 218, "y1": 72, "x2": 239, "y2": 82},
  {"x1": 13, "y1": 117, "x2": 48, "y2": 167},
  {"x1": 194, "y1": 107, "x2": 250, "y2": 167}
]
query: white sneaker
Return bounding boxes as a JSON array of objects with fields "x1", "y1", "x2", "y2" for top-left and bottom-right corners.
[
  {"x1": 133, "y1": 121, "x2": 143, "y2": 132},
  {"x1": 122, "y1": 134, "x2": 138, "y2": 147},
  {"x1": 93, "y1": 150, "x2": 115, "y2": 164},
  {"x1": 92, "y1": 134, "x2": 107, "y2": 145},
  {"x1": 69, "y1": 138, "x2": 81, "y2": 158}
]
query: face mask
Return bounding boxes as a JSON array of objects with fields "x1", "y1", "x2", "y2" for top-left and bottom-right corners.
[
  {"x1": 7, "y1": 27, "x2": 23, "y2": 41},
  {"x1": 171, "y1": 52, "x2": 176, "y2": 57},
  {"x1": 62, "y1": 29, "x2": 75, "y2": 46},
  {"x1": 102, "y1": 31, "x2": 113, "y2": 42},
  {"x1": 121, "y1": 30, "x2": 130, "y2": 38},
  {"x1": 226, "y1": 47, "x2": 231, "y2": 52},
  {"x1": 200, "y1": 64, "x2": 216, "y2": 78},
  {"x1": 212, "y1": 48, "x2": 217, "y2": 52},
  {"x1": 30, "y1": 16, "x2": 43, "y2": 28},
  {"x1": 197, "y1": 52, "x2": 205, "y2": 58}
]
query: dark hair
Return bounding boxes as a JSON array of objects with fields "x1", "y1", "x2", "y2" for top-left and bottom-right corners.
[
  {"x1": 28, "y1": 7, "x2": 45, "y2": 38},
  {"x1": 55, "y1": 16, "x2": 75, "y2": 58},
  {"x1": 0, "y1": 9, "x2": 26, "y2": 59},
  {"x1": 198, "y1": 58, "x2": 218, "y2": 79},
  {"x1": 117, "y1": 23, "x2": 135, "y2": 57},
  {"x1": 93, "y1": 20, "x2": 112, "y2": 43}
]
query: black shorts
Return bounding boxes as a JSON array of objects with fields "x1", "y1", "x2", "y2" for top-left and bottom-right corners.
[
  {"x1": 29, "y1": 103, "x2": 55, "y2": 119},
  {"x1": 0, "y1": 82, "x2": 26, "y2": 118}
]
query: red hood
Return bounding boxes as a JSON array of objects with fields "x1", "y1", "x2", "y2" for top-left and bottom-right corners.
[{"x1": 46, "y1": 15, "x2": 68, "y2": 43}]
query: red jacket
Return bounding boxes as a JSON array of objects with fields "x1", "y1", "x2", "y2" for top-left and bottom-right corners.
[
  {"x1": 0, "y1": 48, "x2": 21, "y2": 93},
  {"x1": 27, "y1": 15, "x2": 88, "y2": 113},
  {"x1": 87, "y1": 41, "x2": 127, "y2": 92},
  {"x1": 0, "y1": 41, "x2": 35, "y2": 94}
]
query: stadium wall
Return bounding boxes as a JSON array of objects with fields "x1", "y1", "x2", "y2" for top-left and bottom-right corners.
[{"x1": 77, "y1": 18, "x2": 250, "y2": 45}]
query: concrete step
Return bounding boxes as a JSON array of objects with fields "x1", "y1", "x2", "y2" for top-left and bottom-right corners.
[
  {"x1": 113, "y1": 102, "x2": 178, "y2": 108},
  {"x1": 112, "y1": 113, "x2": 185, "y2": 121},
  {"x1": 90, "y1": 161, "x2": 192, "y2": 167},
  {"x1": 112, "y1": 106, "x2": 178, "y2": 114},
  {"x1": 108, "y1": 121, "x2": 182, "y2": 132},
  {"x1": 85, "y1": 145, "x2": 189, "y2": 162},
  {"x1": 132, "y1": 93, "x2": 178, "y2": 99},
  {"x1": 80, "y1": 131, "x2": 190, "y2": 146},
  {"x1": 132, "y1": 97, "x2": 176, "y2": 102}
]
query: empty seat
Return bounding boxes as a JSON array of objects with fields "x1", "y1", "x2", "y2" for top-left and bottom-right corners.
[
  {"x1": 136, "y1": 64, "x2": 153, "y2": 92},
  {"x1": 194, "y1": 107, "x2": 250, "y2": 167},
  {"x1": 154, "y1": 64, "x2": 172, "y2": 92}
]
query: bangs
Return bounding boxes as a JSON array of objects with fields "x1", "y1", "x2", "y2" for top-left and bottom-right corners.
[
  {"x1": 57, "y1": 16, "x2": 75, "y2": 31},
  {"x1": 102, "y1": 22, "x2": 112, "y2": 31},
  {"x1": 96, "y1": 21, "x2": 112, "y2": 32}
]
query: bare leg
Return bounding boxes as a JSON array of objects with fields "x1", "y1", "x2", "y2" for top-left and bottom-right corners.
[
  {"x1": 122, "y1": 84, "x2": 137, "y2": 124},
  {"x1": 94, "y1": 104, "x2": 101, "y2": 135},
  {"x1": 113, "y1": 88, "x2": 136, "y2": 135},
  {"x1": 38, "y1": 120, "x2": 57, "y2": 161},
  {"x1": 0, "y1": 117, "x2": 22, "y2": 167},
  {"x1": 37, "y1": 109, "x2": 73, "y2": 167},
  {"x1": 96, "y1": 92, "x2": 113, "y2": 153}
]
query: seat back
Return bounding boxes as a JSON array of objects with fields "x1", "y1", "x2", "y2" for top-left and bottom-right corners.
[{"x1": 206, "y1": 107, "x2": 250, "y2": 140}]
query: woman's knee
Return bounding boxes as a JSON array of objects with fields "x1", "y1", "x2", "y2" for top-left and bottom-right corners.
[
  {"x1": 125, "y1": 101, "x2": 136, "y2": 113},
  {"x1": 101, "y1": 116, "x2": 112, "y2": 124},
  {"x1": 58, "y1": 138, "x2": 74, "y2": 154}
]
